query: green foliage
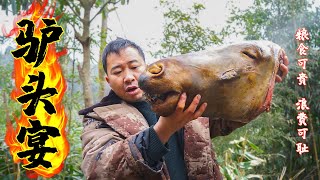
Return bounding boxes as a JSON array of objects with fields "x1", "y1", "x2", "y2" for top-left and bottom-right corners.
[
  {"x1": 51, "y1": 120, "x2": 84, "y2": 180},
  {"x1": 152, "y1": 0, "x2": 222, "y2": 58},
  {"x1": 214, "y1": 111, "x2": 291, "y2": 179},
  {"x1": 0, "y1": 0, "x2": 32, "y2": 15},
  {"x1": 54, "y1": 51, "x2": 84, "y2": 180},
  {"x1": 218, "y1": 137, "x2": 266, "y2": 179},
  {"x1": 0, "y1": 39, "x2": 29, "y2": 180}
]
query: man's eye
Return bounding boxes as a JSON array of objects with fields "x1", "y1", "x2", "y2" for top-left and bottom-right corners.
[
  {"x1": 113, "y1": 71, "x2": 121, "y2": 75},
  {"x1": 131, "y1": 66, "x2": 138, "y2": 69}
]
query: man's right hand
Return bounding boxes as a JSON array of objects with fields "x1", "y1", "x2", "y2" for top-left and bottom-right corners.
[{"x1": 153, "y1": 92, "x2": 207, "y2": 144}]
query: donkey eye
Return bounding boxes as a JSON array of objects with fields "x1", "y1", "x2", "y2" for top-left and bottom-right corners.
[{"x1": 242, "y1": 51, "x2": 257, "y2": 60}]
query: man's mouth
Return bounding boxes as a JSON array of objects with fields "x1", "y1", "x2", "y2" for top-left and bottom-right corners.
[{"x1": 125, "y1": 85, "x2": 140, "y2": 95}]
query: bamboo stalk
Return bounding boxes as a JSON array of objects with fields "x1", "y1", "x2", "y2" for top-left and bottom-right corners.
[
  {"x1": 16, "y1": 163, "x2": 20, "y2": 180},
  {"x1": 309, "y1": 116, "x2": 320, "y2": 178}
]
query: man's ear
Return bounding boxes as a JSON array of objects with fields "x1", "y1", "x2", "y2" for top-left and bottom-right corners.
[{"x1": 105, "y1": 75, "x2": 109, "y2": 83}]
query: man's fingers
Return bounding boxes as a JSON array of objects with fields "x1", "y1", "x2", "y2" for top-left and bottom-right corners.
[
  {"x1": 275, "y1": 75, "x2": 282, "y2": 82},
  {"x1": 193, "y1": 102, "x2": 207, "y2": 119},
  {"x1": 280, "y1": 64, "x2": 289, "y2": 78},
  {"x1": 176, "y1": 92, "x2": 187, "y2": 112},
  {"x1": 276, "y1": 64, "x2": 288, "y2": 83},
  {"x1": 185, "y1": 94, "x2": 201, "y2": 114},
  {"x1": 276, "y1": 56, "x2": 289, "y2": 83},
  {"x1": 283, "y1": 55, "x2": 289, "y2": 66}
]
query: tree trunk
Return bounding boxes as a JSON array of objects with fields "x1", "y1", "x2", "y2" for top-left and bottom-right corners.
[
  {"x1": 98, "y1": 1, "x2": 109, "y2": 100},
  {"x1": 72, "y1": 0, "x2": 126, "y2": 107},
  {"x1": 78, "y1": 5, "x2": 94, "y2": 108}
]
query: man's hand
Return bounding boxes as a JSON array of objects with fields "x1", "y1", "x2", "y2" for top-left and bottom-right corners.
[
  {"x1": 275, "y1": 52, "x2": 289, "y2": 83},
  {"x1": 153, "y1": 93, "x2": 207, "y2": 144}
]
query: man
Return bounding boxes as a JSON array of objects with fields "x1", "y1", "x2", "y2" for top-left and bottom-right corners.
[{"x1": 79, "y1": 38, "x2": 289, "y2": 180}]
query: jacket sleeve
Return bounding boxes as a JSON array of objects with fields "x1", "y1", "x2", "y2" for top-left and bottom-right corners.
[
  {"x1": 133, "y1": 125, "x2": 171, "y2": 169},
  {"x1": 80, "y1": 115, "x2": 168, "y2": 180}
]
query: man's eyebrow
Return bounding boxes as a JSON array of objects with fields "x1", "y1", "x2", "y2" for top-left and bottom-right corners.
[
  {"x1": 128, "y1": 59, "x2": 139, "y2": 64},
  {"x1": 110, "y1": 64, "x2": 121, "y2": 72}
]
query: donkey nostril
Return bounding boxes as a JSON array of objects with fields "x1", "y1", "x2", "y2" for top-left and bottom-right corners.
[{"x1": 148, "y1": 63, "x2": 164, "y2": 75}]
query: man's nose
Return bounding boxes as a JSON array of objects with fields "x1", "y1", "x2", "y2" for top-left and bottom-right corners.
[{"x1": 124, "y1": 71, "x2": 135, "y2": 83}]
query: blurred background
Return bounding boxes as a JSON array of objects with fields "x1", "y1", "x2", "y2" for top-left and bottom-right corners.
[{"x1": 0, "y1": 0, "x2": 319, "y2": 179}]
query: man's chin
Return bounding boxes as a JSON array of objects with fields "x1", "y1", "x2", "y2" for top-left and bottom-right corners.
[{"x1": 124, "y1": 92, "x2": 145, "y2": 103}]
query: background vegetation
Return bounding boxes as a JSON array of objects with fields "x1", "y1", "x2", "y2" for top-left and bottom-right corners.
[{"x1": 0, "y1": 0, "x2": 319, "y2": 179}]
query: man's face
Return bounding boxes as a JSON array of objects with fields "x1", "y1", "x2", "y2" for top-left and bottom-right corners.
[{"x1": 105, "y1": 47, "x2": 146, "y2": 102}]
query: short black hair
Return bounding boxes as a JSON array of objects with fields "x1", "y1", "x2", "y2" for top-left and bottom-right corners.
[{"x1": 102, "y1": 37, "x2": 145, "y2": 74}]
